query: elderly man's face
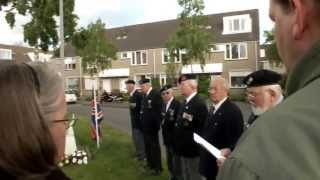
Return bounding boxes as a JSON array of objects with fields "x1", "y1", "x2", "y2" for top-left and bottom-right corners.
[
  {"x1": 140, "y1": 83, "x2": 150, "y2": 94},
  {"x1": 161, "y1": 90, "x2": 173, "y2": 102},
  {"x1": 208, "y1": 80, "x2": 227, "y2": 104},
  {"x1": 247, "y1": 86, "x2": 274, "y2": 115},
  {"x1": 179, "y1": 80, "x2": 192, "y2": 97},
  {"x1": 126, "y1": 83, "x2": 134, "y2": 93}
]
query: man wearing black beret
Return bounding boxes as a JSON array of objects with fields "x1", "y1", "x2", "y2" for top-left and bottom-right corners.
[
  {"x1": 243, "y1": 69, "x2": 284, "y2": 128},
  {"x1": 160, "y1": 85, "x2": 182, "y2": 180},
  {"x1": 139, "y1": 78, "x2": 163, "y2": 175},
  {"x1": 125, "y1": 79, "x2": 145, "y2": 161},
  {"x1": 174, "y1": 74, "x2": 208, "y2": 180}
]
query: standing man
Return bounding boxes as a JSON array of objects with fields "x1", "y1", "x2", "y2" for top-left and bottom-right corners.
[
  {"x1": 199, "y1": 77, "x2": 243, "y2": 180},
  {"x1": 160, "y1": 85, "x2": 182, "y2": 180},
  {"x1": 243, "y1": 69, "x2": 283, "y2": 129},
  {"x1": 139, "y1": 78, "x2": 162, "y2": 175},
  {"x1": 125, "y1": 79, "x2": 145, "y2": 161},
  {"x1": 174, "y1": 74, "x2": 208, "y2": 180},
  {"x1": 218, "y1": 0, "x2": 320, "y2": 179}
]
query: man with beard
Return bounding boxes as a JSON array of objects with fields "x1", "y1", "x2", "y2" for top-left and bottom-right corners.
[{"x1": 243, "y1": 69, "x2": 283, "y2": 129}]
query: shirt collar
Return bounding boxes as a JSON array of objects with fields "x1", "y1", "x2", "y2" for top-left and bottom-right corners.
[
  {"x1": 130, "y1": 89, "x2": 136, "y2": 97},
  {"x1": 166, "y1": 97, "x2": 174, "y2": 111},
  {"x1": 146, "y1": 87, "x2": 152, "y2": 96},
  {"x1": 186, "y1": 91, "x2": 197, "y2": 103},
  {"x1": 213, "y1": 97, "x2": 228, "y2": 113}
]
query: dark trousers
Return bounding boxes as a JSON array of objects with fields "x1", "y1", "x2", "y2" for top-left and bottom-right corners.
[
  {"x1": 166, "y1": 146, "x2": 183, "y2": 180},
  {"x1": 132, "y1": 128, "x2": 145, "y2": 160},
  {"x1": 144, "y1": 133, "x2": 162, "y2": 172}
]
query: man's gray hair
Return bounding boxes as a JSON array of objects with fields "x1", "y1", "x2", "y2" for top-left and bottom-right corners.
[
  {"x1": 211, "y1": 76, "x2": 230, "y2": 92},
  {"x1": 28, "y1": 62, "x2": 64, "y2": 123}
]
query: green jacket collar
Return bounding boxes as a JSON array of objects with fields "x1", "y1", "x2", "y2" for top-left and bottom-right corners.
[{"x1": 286, "y1": 41, "x2": 320, "y2": 96}]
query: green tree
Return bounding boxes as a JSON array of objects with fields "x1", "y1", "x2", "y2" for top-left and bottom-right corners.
[
  {"x1": 72, "y1": 19, "x2": 117, "y2": 76},
  {"x1": 263, "y1": 29, "x2": 282, "y2": 66},
  {"x1": 166, "y1": 0, "x2": 212, "y2": 73},
  {"x1": 0, "y1": 0, "x2": 77, "y2": 51}
]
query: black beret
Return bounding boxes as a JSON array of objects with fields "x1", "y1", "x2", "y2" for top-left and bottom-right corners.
[
  {"x1": 243, "y1": 69, "x2": 282, "y2": 87},
  {"x1": 125, "y1": 79, "x2": 135, "y2": 84},
  {"x1": 178, "y1": 74, "x2": 196, "y2": 84},
  {"x1": 160, "y1": 84, "x2": 173, "y2": 93},
  {"x1": 139, "y1": 78, "x2": 150, "y2": 85}
]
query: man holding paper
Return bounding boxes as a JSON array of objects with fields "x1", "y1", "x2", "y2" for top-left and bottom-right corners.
[{"x1": 199, "y1": 77, "x2": 243, "y2": 180}]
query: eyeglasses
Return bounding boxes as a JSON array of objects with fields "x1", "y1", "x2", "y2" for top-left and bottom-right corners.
[
  {"x1": 52, "y1": 118, "x2": 77, "y2": 129},
  {"x1": 161, "y1": 92, "x2": 170, "y2": 96}
]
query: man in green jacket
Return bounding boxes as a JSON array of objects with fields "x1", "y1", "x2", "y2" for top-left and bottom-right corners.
[{"x1": 217, "y1": 0, "x2": 320, "y2": 179}]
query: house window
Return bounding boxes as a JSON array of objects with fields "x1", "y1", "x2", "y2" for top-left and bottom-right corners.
[
  {"x1": 162, "y1": 48, "x2": 184, "y2": 64},
  {"x1": 229, "y1": 71, "x2": 251, "y2": 88},
  {"x1": 210, "y1": 44, "x2": 226, "y2": 52},
  {"x1": 223, "y1": 14, "x2": 252, "y2": 34},
  {"x1": 120, "y1": 51, "x2": 131, "y2": 60},
  {"x1": 160, "y1": 74, "x2": 167, "y2": 87},
  {"x1": 66, "y1": 78, "x2": 79, "y2": 90},
  {"x1": 225, "y1": 43, "x2": 248, "y2": 60},
  {"x1": 0, "y1": 49, "x2": 12, "y2": 60},
  {"x1": 65, "y1": 63, "x2": 76, "y2": 70},
  {"x1": 131, "y1": 51, "x2": 147, "y2": 65}
]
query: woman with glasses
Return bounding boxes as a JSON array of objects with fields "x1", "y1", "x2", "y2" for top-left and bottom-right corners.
[{"x1": 0, "y1": 62, "x2": 70, "y2": 179}]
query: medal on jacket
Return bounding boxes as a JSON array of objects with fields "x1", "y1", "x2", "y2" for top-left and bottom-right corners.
[
  {"x1": 169, "y1": 109, "x2": 174, "y2": 121},
  {"x1": 130, "y1": 103, "x2": 136, "y2": 108},
  {"x1": 148, "y1": 99, "x2": 152, "y2": 108},
  {"x1": 182, "y1": 112, "x2": 193, "y2": 122}
]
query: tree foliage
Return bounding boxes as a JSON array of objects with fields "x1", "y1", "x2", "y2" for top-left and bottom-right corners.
[
  {"x1": 72, "y1": 19, "x2": 117, "y2": 76},
  {"x1": 0, "y1": 0, "x2": 77, "y2": 51},
  {"x1": 166, "y1": 0, "x2": 212, "y2": 70},
  {"x1": 263, "y1": 29, "x2": 282, "y2": 66}
]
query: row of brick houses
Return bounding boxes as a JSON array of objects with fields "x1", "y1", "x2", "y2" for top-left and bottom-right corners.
[
  {"x1": 59, "y1": 9, "x2": 261, "y2": 96},
  {"x1": 2, "y1": 9, "x2": 268, "y2": 96}
]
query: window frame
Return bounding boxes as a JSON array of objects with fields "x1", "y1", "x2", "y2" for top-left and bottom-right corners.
[
  {"x1": 0, "y1": 48, "x2": 13, "y2": 60},
  {"x1": 225, "y1": 42, "x2": 248, "y2": 60},
  {"x1": 229, "y1": 71, "x2": 251, "y2": 89},
  {"x1": 223, "y1": 14, "x2": 252, "y2": 35},
  {"x1": 131, "y1": 50, "x2": 148, "y2": 66}
]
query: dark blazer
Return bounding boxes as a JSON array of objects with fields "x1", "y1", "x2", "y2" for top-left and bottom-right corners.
[
  {"x1": 141, "y1": 88, "x2": 162, "y2": 134},
  {"x1": 161, "y1": 98, "x2": 181, "y2": 147},
  {"x1": 129, "y1": 90, "x2": 143, "y2": 130},
  {"x1": 174, "y1": 94, "x2": 208, "y2": 157},
  {"x1": 199, "y1": 98, "x2": 244, "y2": 180}
]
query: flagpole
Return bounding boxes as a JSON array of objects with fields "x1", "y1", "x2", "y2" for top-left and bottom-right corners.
[{"x1": 93, "y1": 80, "x2": 100, "y2": 148}]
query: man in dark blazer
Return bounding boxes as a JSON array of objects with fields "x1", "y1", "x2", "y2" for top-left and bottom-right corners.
[
  {"x1": 125, "y1": 79, "x2": 145, "y2": 161},
  {"x1": 160, "y1": 85, "x2": 182, "y2": 180},
  {"x1": 174, "y1": 74, "x2": 208, "y2": 180},
  {"x1": 139, "y1": 78, "x2": 162, "y2": 175},
  {"x1": 199, "y1": 77, "x2": 244, "y2": 180}
]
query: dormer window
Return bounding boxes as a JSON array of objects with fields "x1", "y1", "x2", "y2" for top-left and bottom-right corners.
[{"x1": 223, "y1": 14, "x2": 252, "y2": 34}]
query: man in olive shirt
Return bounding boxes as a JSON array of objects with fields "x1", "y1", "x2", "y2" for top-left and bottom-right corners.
[{"x1": 218, "y1": 0, "x2": 320, "y2": 179}]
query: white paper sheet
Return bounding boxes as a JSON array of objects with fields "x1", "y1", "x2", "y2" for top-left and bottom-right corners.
[{"x1": 193, "y1": 133, "x2": 225, "y2": 159}]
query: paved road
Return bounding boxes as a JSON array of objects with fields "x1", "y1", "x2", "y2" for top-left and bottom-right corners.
[{"x1": 68, "y1": 101, "x2": 251, "y2": 135}]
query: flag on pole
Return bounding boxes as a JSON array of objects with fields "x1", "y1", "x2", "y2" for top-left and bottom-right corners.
[{"x1": 90, "y1": 100, "x2": 104, "y2": 141}]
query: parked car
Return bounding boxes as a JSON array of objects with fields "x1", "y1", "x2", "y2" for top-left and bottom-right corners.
[{"x1": 65, "y1": 90, "x2": 77, "y2": 103}]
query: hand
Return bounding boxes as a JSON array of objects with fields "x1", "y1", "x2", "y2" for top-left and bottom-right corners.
[{"x1": 217, "y1": 148, "x2": 231, "y2": 168}]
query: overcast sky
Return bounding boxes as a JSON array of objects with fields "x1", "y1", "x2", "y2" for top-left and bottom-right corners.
[{"x1": 0, "y1": 0, "x2": 274, "y2": 46}]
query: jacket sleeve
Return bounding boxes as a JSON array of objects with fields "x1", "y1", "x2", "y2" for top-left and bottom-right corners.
[
  {"x1": 217, "y1": 158, "x2": 259, "y2": 180},
  {"x1": 226, "y1": 105, "x2": 244, "y2": 150}
]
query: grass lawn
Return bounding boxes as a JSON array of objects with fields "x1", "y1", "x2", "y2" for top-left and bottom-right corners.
[{"x1": 63, "y1": 117, "x2": 168, "y2": 180}]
